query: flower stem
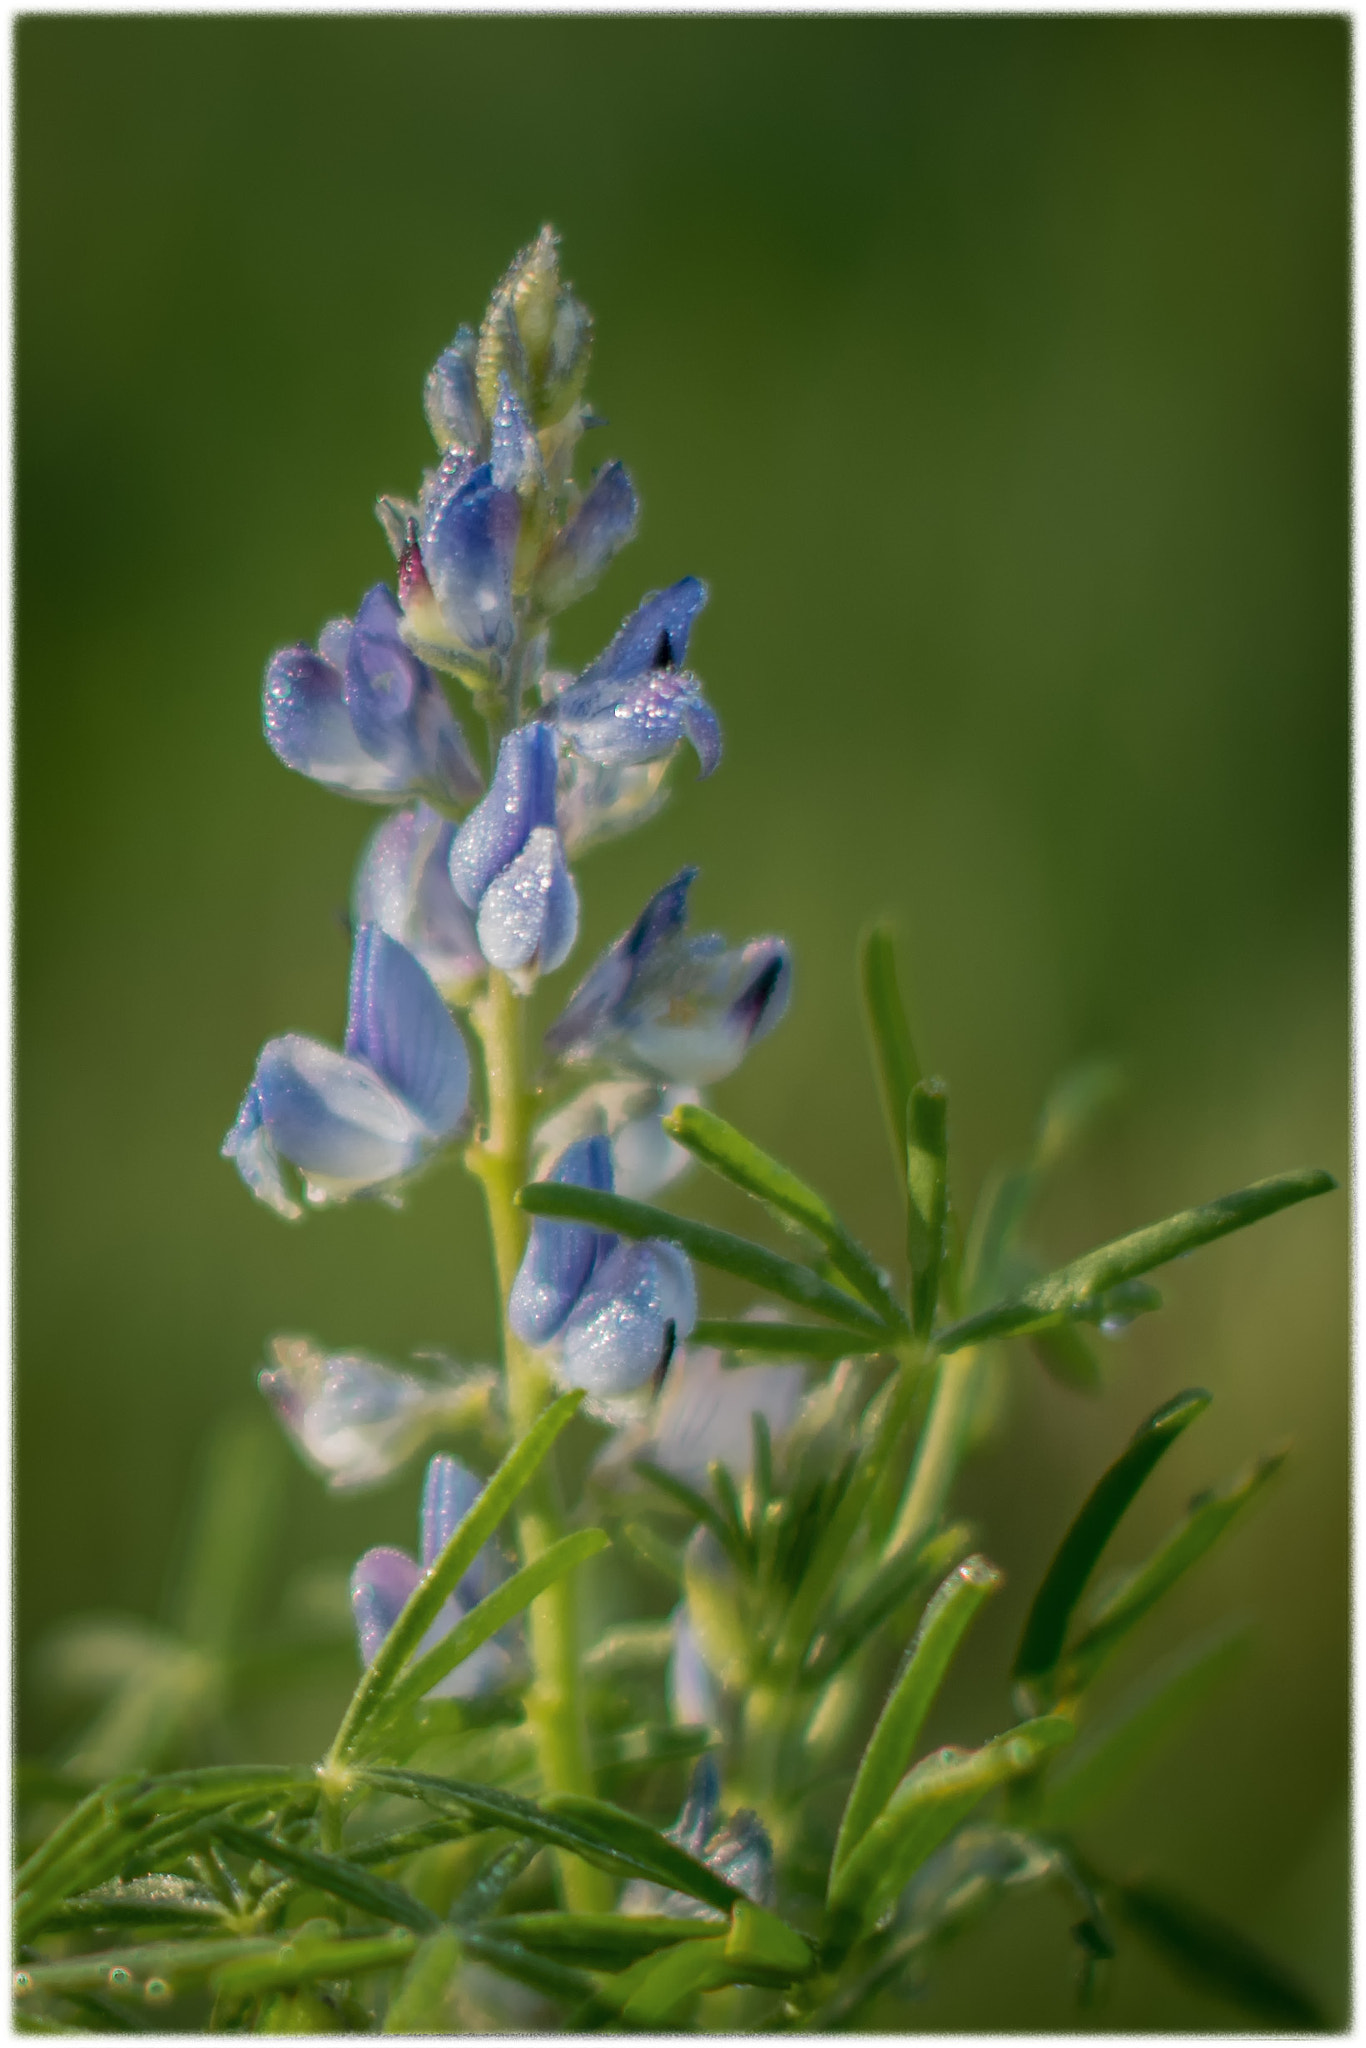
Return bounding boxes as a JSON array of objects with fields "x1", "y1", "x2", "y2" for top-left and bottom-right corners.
[{"x1": 466, "y1": 969, "x2": 612, "y2": 1914}]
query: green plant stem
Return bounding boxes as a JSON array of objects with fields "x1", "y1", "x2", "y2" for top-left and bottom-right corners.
[
  {"x1": 884, "y1": 1347, "x2": 981, "y2": 1562},
  {"x1": 466, "y1": 970, "x2": 611, "y2": 1915}
]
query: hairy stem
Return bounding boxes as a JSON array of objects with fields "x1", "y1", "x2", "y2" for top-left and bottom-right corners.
[{"x1": 466, "y1": 970, "x2": 611, "y2": 1914}]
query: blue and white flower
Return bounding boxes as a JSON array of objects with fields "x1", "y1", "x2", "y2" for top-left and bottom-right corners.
[
  {"x1": 351, "y1": 1455, "x2": 514, "y2": 1701},
  {"x1": 595, "y1": 1341, "x2": 806, "y2": 1491},
  {"x1": 222, "y1": 925, "x2": 470, "y2": 1218},
  {"x1": 449, "y1": 723, "x2": 579, "y2": 987},
  {"x1": 548, "y1": 578, "x2": 720, "y2": 778},
  {"x1": 546, "y1": 868, "x2": 791, "y2": 1084},
  {"x1": 353, "y1": 804, "x2": 485, "y2": 1004},
  {"x1": 263, "y1": 584, "x2": 483, "y2": 808},
  {"x1": 508, "y1": 1136, "x2": 697, "y2": 1397},
  {"x1": 258, "y1": 1336, "x2": 499, "y2": 1492}
]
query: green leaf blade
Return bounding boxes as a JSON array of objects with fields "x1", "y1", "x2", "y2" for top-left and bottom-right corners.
[
  {"x1": 860, "y1": 924, "x2": 922, "y2": 1181},
  {"x1": 665, "y1": 1103, "x2": 908, "y2": 1329},
  {"x1": 906, "y1": 1079, "x2": 949, "y2": 1338},
  {"x1": 210, "y1": 1819, "x2": 440, "y2": 1933},
  {"x1": 1061, "y1": 1452, "x2": 1285, "y2": 1690},
  {"x1": 832, "y1": 1555, "x2": 1002, "y2": 1877},
  {"x1": 938, "y1": 1167, "x2": 1336, "y2": 1354},
  {"x1": 1012, "y1": 1390, "x2": 1209, "y2": 1697},
  {"x1": 516, "y1": 1183, "x2": 893, "y2": 1334}
]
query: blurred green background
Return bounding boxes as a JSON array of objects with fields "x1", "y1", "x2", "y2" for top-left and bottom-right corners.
[{"x1": 17, "y1": 14, "x2": 1348, "y2": 2028}]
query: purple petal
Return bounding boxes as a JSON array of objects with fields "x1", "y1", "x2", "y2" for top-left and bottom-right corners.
[
  {"x1": 449, "y1": 724, "x2": 560, "y2": 911},
  {"x1": 259, "y1": 1338, "x2": 436, "y2": 1491},
  {"x1": 344, "y1": 585, "x2": 483, "y2": 807},
  {"x1": 474, "y1": 827, "x2": 580, "y2": 979},
  {"x1": 351, "y1": 1546, "x2": 422, "y2": 1667},
  {"x1": 247, "y1": 1035, "x2": 429, "y2": 1201},
  {"x1": 559, "y1": 1239, "x2": 697, "y2": 1396},
  {"x1": 343, "y1": 926, "x2": 469, "y2": 1137},
  {"x1": 536, "y1": 461, "x2": 639, "y2": 612},
  {"x1": 353, "y1": 807, "x2": 484, "y2": 1001},
  {"x1": 545, "y1": 869, "x2": 697, "y2": 1060},
  {"x1": 729, "y1": 941, "x2": 793, "y2": 1052},
  {"x1": 420, "y1": 1453, "x2": 483, "y2": 1568},
  {"x1": 263, "y1": 644, "x2": 397, "y2": 798},
  {"x1": 555, "y1": 671, "x2": 721, "y2": 776},
  {"x1": 579, "y1": 578, "x2": 709, "y2": 687},
  {"x1": 421, "y1": 460, "x2": 520, "y2": 656},
  {"x1": 509, "y1": 1135, "x2": 614, "y2": 1346},
  {"x1": 221, "y1": 1082, "x2": 300, "y2": 1220},
  {"x1": 424, "y1": 326, "x2": 484, "y2": 451}
]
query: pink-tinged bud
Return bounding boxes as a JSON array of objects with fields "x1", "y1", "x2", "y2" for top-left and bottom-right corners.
[{"x1": 397, "y1": 520, "x2": 447, "y2": 649}]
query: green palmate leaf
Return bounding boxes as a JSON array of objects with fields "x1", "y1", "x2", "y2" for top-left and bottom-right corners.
[
  {"x1": 937, "y1": 1168, "x2": 1336, "y2": 1354},
  {"x1": 383, "y1": 1927, "x2": 463, "y2": 2033},
  {"x1": 115, "y1": 1765, "x2": 317, "y2": 1824},
  {"x1": 355, "y1": 1769, "x2": 740, "y2": 1914},
  {"x1": 330, "y1": 1390, "x2": 585, "y2": 1762},
  {"x1": 1060, "y1": 1452, "x2": 1285, "y2": 1692},
  {"x1": 664, "y1": 1102, "x2": 908, "y2": 1330},
  {"x1": 481, "y1": 1912, "x2": 716, "y2": 1972},
  {"x1": 1011, "y1": 1390, "x2": 1209, "y2": 1699},
  {"x1": 824, "y1": 1716, "x2": 1074, "y2": 1963},
  {"x1": 1041, "y1": 1626, "x2": 1250, "y2": 1829},
  {"x1": 210, "y1": 1819, "x2": 440, "y2": 1933},
  {"x1": 833, "y1": 1556, "x2": 1003, "y2": 1876},
  {"x1": 210, "y1": 1932, "x2": 417, "y2": 1998},
  {"x1": 516, "y1": 1183, "x2": 893, "y2": 1335},
  {"x1": 691, "y1": 1319, "x2": 884, "y2": 1358},
  {"x1": 375, "y1": 1528, "x2": 608, "y2": 1725},
  {"x1": 907, "y1": 1080, "x2": 949, "y2": 1338},
  {"x1": 1111, "y1": 1878, "x2": 1327, "y2": 2030},
  {"x1": 860, "y1": 924, "x2": 923, "y2": 1183}
]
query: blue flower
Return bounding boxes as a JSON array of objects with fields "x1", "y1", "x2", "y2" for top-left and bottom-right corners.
[
  {"x1": 508, "y1": 1136, "x2": 697, "y2": 1396},
  {"x1": 353, "y1": 804, "x2": 485, "y2": 1003},
  {"x1": 395, "y1": 452, "x2": 522, "y2": 673},
  {"x1": 534, "y1": 461, "x2": 638, "y2": 614},
  {"x1": 549, "y1": 578, "x2": 720, "y2": 777},
  {"x1": 258, "y1": 1336, "x2": 499, "y2": 1493},
  {"x1": 351, "y1": 1454, "x2": 513, "y2": 1701},
  {"x1": 222, "y1": 925, "x2": 470, "y2": 1218},
  {"x1": 263, "y1": 585, "x2": 483, "y2": 808},
  {"x1": 546, "y1": 868, "x2": 791, "y2": 1085},
  {"x1": 448, "y1": 723, "x2": 579, "y2": 987}
]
